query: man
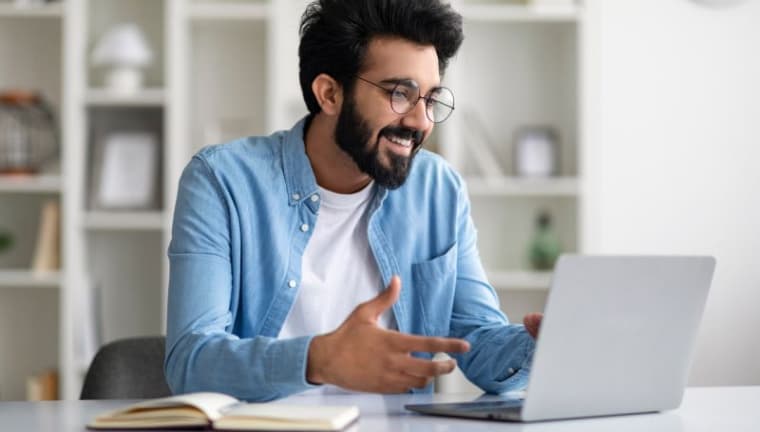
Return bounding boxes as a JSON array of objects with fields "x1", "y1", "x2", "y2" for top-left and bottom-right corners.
[{"x1": 166, "y1": 0, "x2": 542, "y2": 401}]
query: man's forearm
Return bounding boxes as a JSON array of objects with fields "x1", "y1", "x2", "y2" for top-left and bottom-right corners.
[{"x1": 165, "y1": 332, "x2": 320, "y2": 401}]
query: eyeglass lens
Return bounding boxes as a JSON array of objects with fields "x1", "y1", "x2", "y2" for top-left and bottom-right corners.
[{"x1": 389, "y1": 82, "x2": 454, "y2": 123}]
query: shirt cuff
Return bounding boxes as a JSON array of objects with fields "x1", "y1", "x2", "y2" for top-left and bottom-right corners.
[
  {"x1": 265, "y1": 335, "x2": 322, "y2": 397},
  {"x1": 497, "y1": 328, "x2": 536, "y2": 392}
]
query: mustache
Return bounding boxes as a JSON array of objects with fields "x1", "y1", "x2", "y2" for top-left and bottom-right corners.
[{"x1": 380, "y1": 126, "x2": 424, "y2": 147}]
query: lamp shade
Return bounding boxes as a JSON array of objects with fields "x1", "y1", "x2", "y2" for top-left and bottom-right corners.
[{"x1": 92, "y1": 23, "x2": 153, "y2": 67}]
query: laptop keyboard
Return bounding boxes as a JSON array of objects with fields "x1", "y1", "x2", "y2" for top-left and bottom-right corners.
[{"x1": 434, "y1": 399, "x2": 525, "y2": 412}]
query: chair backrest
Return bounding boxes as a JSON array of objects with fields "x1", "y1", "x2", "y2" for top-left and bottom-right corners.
[{"x1": 80, "y1": 336, "x2": 172, "y2": 399}]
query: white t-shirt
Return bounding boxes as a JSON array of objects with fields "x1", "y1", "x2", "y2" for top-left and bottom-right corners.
[{"x1": 279, "y1": 181, "x2": 396, "y2": 393}]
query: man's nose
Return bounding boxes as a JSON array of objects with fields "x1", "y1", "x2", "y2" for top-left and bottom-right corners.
[{"x1": 401, "y1": 98, "x2": 432, "y2": 132}]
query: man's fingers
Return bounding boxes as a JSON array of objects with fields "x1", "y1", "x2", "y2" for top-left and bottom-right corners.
[
  {"x1": 354, "y1": 276, "x2": 401, "y2": 321},
  {"x1": 382, "y1": 373, "x2": 431, "y2": 393},
  {"x1": 523, "y1": 312, "x2": 543, "y2": 339},
  {"x1": 391, "y1": 333, "x2": 470, "y2": 354},
  {"x1": 393, "y1": 354, "x2": 457, "y2": 378}
]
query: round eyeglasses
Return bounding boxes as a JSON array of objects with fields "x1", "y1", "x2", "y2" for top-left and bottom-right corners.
[{"x1": 355, "y1": 76, "x2": 455, "y2": 124}]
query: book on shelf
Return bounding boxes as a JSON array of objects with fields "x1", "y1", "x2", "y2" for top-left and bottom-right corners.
[
  {"x1": 87, "y1": 392, "x2": 360, "y2": 431},
  {"x1": 31, "y1": 200, "x2": 60, "y2": 272},
  {"x1": 26, "y1": 369, "x2": 58, "y2": 401}
]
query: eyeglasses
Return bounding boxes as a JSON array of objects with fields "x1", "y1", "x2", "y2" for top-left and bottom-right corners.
[{"x1": 355, "y1": 76, "x2": 455, "y2": 124}]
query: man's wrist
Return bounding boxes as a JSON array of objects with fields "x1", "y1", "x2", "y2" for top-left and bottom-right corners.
[{"x1": 306, "y1": 334, "x2": 329, "y2": 385}]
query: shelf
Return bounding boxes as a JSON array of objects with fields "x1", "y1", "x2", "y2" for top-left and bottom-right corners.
[
  {"x1": 0, "y1": 2, "x2": 63, "y2": 18},
  {"x1": 188, "y1": 2, "x2": 270, "y2": 21},
  {"x1": 487, "y1": 270, "x2": 553, "y2": 291},
  {"x1": 460, "y1": 3, "x2": 581, "y2": 22},
  {"x1": 466, "y1": 176, "x2": 579, "y2": 197},
  {"x1": 0, "y1": 175, "x2": 62, "y2": 194},
  {"x1": 0, "y1": 270, "x2": 61, "y2": 288},
  {"x1": 83, "y1": 211, "x2": 165, "y2": 231},
  {"x1": 85, "y1": 89, "x2": 166, "y2": 107}
]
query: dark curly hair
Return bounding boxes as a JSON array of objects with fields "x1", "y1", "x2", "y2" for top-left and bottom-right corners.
[{"x1": 298, "y1": 0, "x2": 464, "y2": 114}]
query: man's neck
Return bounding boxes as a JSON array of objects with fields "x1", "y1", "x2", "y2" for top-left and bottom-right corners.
[{"x1": 304, "y1": 113, "x2": 373, "y2": 194}]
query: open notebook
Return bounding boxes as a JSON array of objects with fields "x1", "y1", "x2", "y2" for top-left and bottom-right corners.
[{"x1": 87, "y1": 392, "x2": 359, "y2": 431}]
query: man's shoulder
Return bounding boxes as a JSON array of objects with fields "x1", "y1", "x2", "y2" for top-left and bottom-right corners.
[
  {"x1": 408, "y1": 149, "x2": 465, "y2": 191},
  {"x1": 193, "y1": 131, "x2": 285, "y2": 172}
]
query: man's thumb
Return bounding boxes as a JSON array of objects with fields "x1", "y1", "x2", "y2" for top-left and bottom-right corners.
[{"x1": 359, "y1": 275, "x2": 401, "y2": 320}]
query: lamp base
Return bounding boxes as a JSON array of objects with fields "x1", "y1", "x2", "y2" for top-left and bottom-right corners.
[{"x1": 104, "y1": 67, "x2": 145, "y2": 94}]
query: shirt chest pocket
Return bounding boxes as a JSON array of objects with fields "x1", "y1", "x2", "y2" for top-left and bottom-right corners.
[{"x1": 411, "y1": 243, "x2": 457, "y2": 337}]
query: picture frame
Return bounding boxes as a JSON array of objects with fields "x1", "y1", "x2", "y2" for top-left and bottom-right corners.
[
  {"x1": 91, "y1": 132, "x2": 159, "y2": 210},
  {"x1": 513, "y1": 126, "x2": 560, "y2": 178}
]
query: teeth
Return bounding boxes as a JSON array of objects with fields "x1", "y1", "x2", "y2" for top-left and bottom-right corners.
[{"x1": 386, "y1": 135, "x2": 412, "y2": 148}]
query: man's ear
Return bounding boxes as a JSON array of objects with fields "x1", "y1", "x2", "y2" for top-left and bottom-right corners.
[{"x1": 311, "y1": 73, "x2": 343, "y2": 116}]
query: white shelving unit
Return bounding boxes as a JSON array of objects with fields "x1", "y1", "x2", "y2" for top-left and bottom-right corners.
[
  {"x1": 459, "y1": 3, "x2": 581, "y2": 22},
  {"x1": 487, "y1": 269, "x2": 554, "y2": 291},
  {"x1": 0, "y1": 0, "x2": 66, "y2": 402},
  {"x1": 85, "y1": 88, "x2": 166, "y2": 107},
  {"x1": 465, "y1": 176, "x2": 579, "y2": 197},
  {"x1": 187, "y1": 2, "x2": 270, "y2": 21},
  {"x1": 0, "y1": 270, "x2": 62, "y2": 288},
  {"x1": 440, "y1": 0, "x2": 584, "y2": 285},
  {"x1": 435, "y1": 0, "x2": 584, "y2": 393},
  {"x1": 0, "y1": 175, "x2": 62, "y2": 193},
  {"x1": 83, "y1": 211, "x2": 165, "y2": 231},
  {"x1": 1, "y1": 0, "x2": 586, "y2": 400},
  {"x1": 0, "y1": 2, "x2": 63, "y2": 18}
]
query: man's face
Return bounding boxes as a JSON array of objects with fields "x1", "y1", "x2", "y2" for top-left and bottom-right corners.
[{"x1": 334, "y1": 38, "x2": 440, "y2": 189}]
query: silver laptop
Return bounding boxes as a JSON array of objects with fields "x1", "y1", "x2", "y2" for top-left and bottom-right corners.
[{"x1": 406, "y1": 255, "x2": 716, "y2": 422}]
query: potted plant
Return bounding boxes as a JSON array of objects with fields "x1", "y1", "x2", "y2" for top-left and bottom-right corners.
[{"x1": 0, "y1": 228, "x2": 13, "y2": 254}]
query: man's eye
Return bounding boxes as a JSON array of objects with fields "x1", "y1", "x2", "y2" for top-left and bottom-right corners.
[{"x1": 392, "y1": 87, "x2": 412, "y2": 100}]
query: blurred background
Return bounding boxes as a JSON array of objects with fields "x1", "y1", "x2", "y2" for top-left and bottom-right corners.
[{"x1": 0, "y1": 0, "x2": 757, "y2": 400}]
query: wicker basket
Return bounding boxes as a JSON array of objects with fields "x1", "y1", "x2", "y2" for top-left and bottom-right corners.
[{"x1": 0, "y1": 91, "x2": 58, "y2": 174}]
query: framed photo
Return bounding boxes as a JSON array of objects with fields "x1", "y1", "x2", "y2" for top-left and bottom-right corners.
[
  {"x1": 513, "y1": 126, "x2": 560, "y2": 178},
  {"x1": 91, "y1": 132, "x2": 159, "y2": 210}
]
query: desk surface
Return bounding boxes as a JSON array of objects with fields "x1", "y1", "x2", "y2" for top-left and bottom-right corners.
[{"x1": 1, "y1": 386, "x2": 758, "y2": 431}]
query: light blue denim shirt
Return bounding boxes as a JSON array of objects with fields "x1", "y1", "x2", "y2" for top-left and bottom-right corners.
[{"x1": 166, "y1": 117, "x2": 535, "y2": 401}]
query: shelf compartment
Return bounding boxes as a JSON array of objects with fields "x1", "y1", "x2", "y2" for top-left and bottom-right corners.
[
  {"x1": 83, "y1": 211, "x2": 165, "y2": 231},
  {"x1": 487, "y1": 269, "x2": 552, "y2": 291},
  {"x1": 86, "y1": 231, "x2": 164, "y2": 343},
  {"x1": 188, "y1": 2, "x2": 270, "y2": 21},
  {"x1": 85, "y1": 88, "x2": 166, "y2": 107},
  {"x1": 0, "y1": 282, "x2": 59, "y2": 400},
  {"x1": 451, "y1": 21, "x2": 579, "y2": 178},
  {"x1": 0, "y1": 2, "x2": 63, "y2": 18},
  {"x1": 189, "y1": 19, "x2": 268, "y2": 152},
  {"x1": 0, "y1": 175, "x2": 62, "y2": 194},
  {"x1": 469, "y1": 197, "x2": 577, "y2": 271},
  {"x1": 0, "y1": 270, "x2": 61, "y2": 288},
  {"x1": 466, "y1": 176, "x2": 579, "y2": 196},
  {"x1": 88, "y1": 0, "x2": 165, "y2": 89}
]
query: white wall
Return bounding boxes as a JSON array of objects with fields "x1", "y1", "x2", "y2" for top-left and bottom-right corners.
[{"x1": 583, "y1": 0, "x2": 760, "y2": 385}]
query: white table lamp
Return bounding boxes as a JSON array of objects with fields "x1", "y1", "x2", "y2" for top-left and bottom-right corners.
[{"x1": 91, "y1": 23, "x2": 154, "y2": 94}]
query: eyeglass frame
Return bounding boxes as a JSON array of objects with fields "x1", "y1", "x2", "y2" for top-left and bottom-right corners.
[{"x1": 354, "y1": 75, "x2": 455, "y2": 124}]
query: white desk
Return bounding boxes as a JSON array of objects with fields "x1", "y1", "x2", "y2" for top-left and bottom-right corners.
[{"x1": 1, "y1": 386, "x2": 758, "y2": 431}]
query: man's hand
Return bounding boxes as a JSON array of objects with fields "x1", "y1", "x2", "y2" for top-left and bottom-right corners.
[
  {"x1": 306, "y1": 276, "x2": 470, "y2": 393},
  {"x1": 523, "y1": 313, "x2": 543, "y2": 339}
]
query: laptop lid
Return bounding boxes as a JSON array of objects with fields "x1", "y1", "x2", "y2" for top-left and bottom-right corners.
[{"x1": 521, "y1": 255, "x2": 715, "y2": 421}]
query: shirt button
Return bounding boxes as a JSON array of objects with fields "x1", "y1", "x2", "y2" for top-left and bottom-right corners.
[
  {"x1": 288, "y1": 279, "x2": 297, "y2": 288},
  {"x1": 508, "y1": 368, "x2": 515, "y2": 375},
  {"x1": 291, "y1": 193, "x2": 301, "y2": 201},
  {"x1": 300, "y1": 224, "x2": 309, "y2": 232},
  {"x1": 310, "y1": 194, "x2": 319, "y2": 202}
]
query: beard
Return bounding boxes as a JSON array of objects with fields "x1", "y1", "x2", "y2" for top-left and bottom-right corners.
[{"x1": 334, "y1": 95, "x2": 424, "y2": 190}]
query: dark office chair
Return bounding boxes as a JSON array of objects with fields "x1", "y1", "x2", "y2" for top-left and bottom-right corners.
[{"x1": 80, "y1": 336, "x2": 172, "y2": 399}]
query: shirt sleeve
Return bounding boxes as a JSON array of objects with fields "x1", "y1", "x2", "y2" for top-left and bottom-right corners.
[
  {"x1": 164, "y1": 155, "x2": 320, "y2": 401},
  {"x1": 448, "y1": 180, "x2": 536, "y2": 394}
]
